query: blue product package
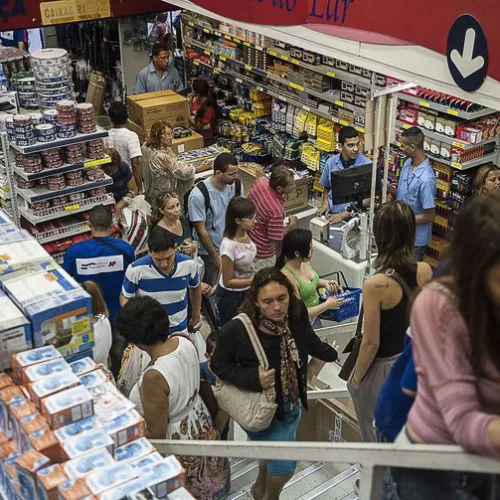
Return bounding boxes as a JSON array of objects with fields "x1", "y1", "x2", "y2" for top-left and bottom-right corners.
[
  {"x1": 79, "y1": 369, "x2": 108, "y2": 389},
  {"x1": 103, "y1": 409, "x2": 145, "y2": 447},
  {"x1": 30, "y1": 370, "x2": 80, "y2": 408},
  {"x1": 86, "y1": 462, "x2": 135, "y2": 495},
  {"x1": 114, "y1": 437, "x2": 155, "y2": 464},
  {"x1": 54, "y1": 415, "x2": 103, "y2": 442},
  {"x1": 63, "y1": 448, "x2": 115, "y2": 479},
  {"x1": 98, "y1": 477, "x2": 150, "y2": 500},
  {"x1": 61, "y1": 427, "x2": 113, "y2": 459},
  {"x1": 142, "y1": 456, "x2": 185, "y2": 498},
  {"x1": 24, "y1": 359, "x2": 70, "y2": 384},
  {"x1": 69, "y1": 357, "x2": 97, "y2": 376},
  {"x1": 128, "y1": 452, "x2": 163, "y2": 474}
]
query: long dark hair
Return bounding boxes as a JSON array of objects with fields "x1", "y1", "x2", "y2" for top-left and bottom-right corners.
[
  {"x1": 276, "y1": 229, "x2": 312, "y2": 269},
  {"x1": 239, "y1": 267, "x2": 301, "y2": 324},
  {"x1": 224, "y1": 196, "x2": 255, "y2": 239},
  {"x1": 447, "y1": 191, "x2": 500, "y2": 376},
  {"x1": 374, "y1": 201, "x2": 417, "y2": 273},
  {"x1": 192, "y1": 79, "x2": 217, "y2": 121}
]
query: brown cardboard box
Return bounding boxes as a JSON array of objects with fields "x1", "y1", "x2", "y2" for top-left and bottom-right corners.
[
  {"x1": 126, "y1": 91, "x2": 189, "y2": 130},
  {"x1": 86, "y1": 72, "x2": 106, "y2": 115},
  {"x1": 125, "y1": 120, "x2": 204, "y2": 153}
]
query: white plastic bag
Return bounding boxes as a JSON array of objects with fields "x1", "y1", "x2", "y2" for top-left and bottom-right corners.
[
  {"x1": 120, "y1": 195, "x2": 151, "y2": 255},
  {"x1": 117, "y1": 344, "x2": 151, "y2": 397}
]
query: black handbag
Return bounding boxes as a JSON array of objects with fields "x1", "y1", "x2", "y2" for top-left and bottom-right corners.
[{"x1": 338, "y1": 268, "x2": 414, "y2": 382}]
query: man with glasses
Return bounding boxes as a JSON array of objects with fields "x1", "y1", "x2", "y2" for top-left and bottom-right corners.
[
  {"x1": 317, "y1": 126, "x2": 370, "y2": 224},
  {"x1": 249, "y1": 164, "x2": 298, "y2": 271},
  {"x1": 134, "y1": 41, "x2": 184, "y2": 94},
  {"x1": 187, "y1": 153, "x2": 243, "y2": 286}
]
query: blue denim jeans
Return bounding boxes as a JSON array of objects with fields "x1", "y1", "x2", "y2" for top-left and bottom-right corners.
[
  {"x1": 215, "y1": 287, "x2": 247, "y2": 326},
  {"x1": 413, "y1": 245, "x2": 427, "y2": 262}
]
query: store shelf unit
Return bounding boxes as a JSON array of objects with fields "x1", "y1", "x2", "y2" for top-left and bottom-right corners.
[
  {"x1": 35, "y1": 220, "x2": 91, "y2": 245},
  {"x1": 0, "y1": 133, "x2": 18, "y2": 223}
]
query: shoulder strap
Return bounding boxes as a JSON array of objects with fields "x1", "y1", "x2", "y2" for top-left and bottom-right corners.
[
  {"x1": 196, "y1": 181, "x2": 211, "y2": 212},
  {"x1": 384, "y1": 268, "x2": 413, "y2": 300},
  {"x1": 235, "y1": 179, "x2": 242, "y2": 197},
  {"x1": 93, "y1": 237, "x2": 133, "y2": 265},
  {"x1": 235, "y1": 313, "x2": 270, "y2": 370}
]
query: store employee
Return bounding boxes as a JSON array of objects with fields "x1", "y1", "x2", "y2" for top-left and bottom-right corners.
[
  {"x1": 318, "y1": 126, "x2": 370, "y2": 224},
  {"x1": 134, "y1": 41, "x2": 184, "y2": 94},
  {"x1": 393, "y1": 126, "x2": 436, "y2": 261}
]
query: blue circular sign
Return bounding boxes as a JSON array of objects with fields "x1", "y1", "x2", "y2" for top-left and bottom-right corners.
[{"x1": 447, "y1": 15, "x2": 488, "y2": 92}]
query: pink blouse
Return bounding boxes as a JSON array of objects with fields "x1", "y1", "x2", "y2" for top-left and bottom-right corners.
[{"x1": 407, "y1": 283, "x2": 500, "y2": 458}]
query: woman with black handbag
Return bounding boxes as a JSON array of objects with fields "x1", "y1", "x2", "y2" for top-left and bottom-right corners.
[
  {"x1": 347, "y1": 201, "x2": 432, "y2": 442},
  {"x1": 211, "y1": 267, "x2": 339, "y2": 500}
]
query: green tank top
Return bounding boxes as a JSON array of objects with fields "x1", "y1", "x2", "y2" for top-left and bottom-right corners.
[{"x1": 284, "y1": 263, "x2": 320, "y2": 308}]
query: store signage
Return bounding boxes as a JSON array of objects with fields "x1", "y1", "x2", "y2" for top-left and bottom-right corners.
[
  {"x1": 447, "y1": 15, "x2": 488, "y2": 92},
  {"x1": 40, "y1": 0, "x2": 110, "y2": 25}
]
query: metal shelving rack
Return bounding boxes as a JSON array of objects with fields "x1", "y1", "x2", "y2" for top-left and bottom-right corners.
[{"x1": 0, "y1": 133, "x2": 19, "y2": 224}]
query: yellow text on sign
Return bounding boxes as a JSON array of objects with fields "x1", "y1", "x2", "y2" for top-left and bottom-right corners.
[{"x1": 40, "y1": 0, "x2": 111, "y2": 25}]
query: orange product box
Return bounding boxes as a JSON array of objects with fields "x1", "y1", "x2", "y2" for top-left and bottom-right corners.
[
  {"x1": 27, "y1": 426, "x2": 60, "y2": 462},
  {"x1": 19, "y1": 412, "x2": 48, "y2": 450},
  {"x1": 102, "y1": 409, "x2": 145, "y2": 448},
  {"x1": 9, "y1": 399, "x2": 37, "y2": 449},
  {"x1": 58, "y1": 477, "x2": 95, "y2": 500},
  {"x1": 14, "y1": 449, "x2": 51, "y2": 500},
  {"x1": 11, "y1": 345, "x2": 62, "y2": 385},
  {"x1": 0, "y1": 385, "x2": 26, "y2": 436},
  {"x1": 23, "y1": 358, "x2": 71, "y2": 386},
  {"x1": 36, "y1": 463, "x2": 69, "y2": 500},
  {"x1": 0, "y1": 373, "x2": 13, "y2": 391},
  {"x1": 28, "y1": 370, "x2": 80, "y2": 409}
]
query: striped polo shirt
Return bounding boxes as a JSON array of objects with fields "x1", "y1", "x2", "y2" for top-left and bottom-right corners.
[
  {"x1": 121, "y1": 253, "x2": 200, "y2": 333},
  {"x1": 248, "y1": 177, "x2": 286, "y2": 259}
]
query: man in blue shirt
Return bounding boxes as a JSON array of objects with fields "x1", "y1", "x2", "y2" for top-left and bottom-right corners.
[
  {"x1": 395, "y1": 126, "x2": 436, "y2": 261},
  {"x1": 63, "y1": 205, "x2": 135, "y2": 324},
  {"x1": 120, "y1": 226, "x2": 202, "y2": 335},
  {"x1": 318, "y1": 126, "x2": 371, "y2": 224},
  {"x1": 134, "y1": 41, "x2": 184, "y2": 94}
]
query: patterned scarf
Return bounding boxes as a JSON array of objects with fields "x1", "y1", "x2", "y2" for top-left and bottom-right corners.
[{"x1": 258, "y1": 314, "x2": 300, "y2": 405}]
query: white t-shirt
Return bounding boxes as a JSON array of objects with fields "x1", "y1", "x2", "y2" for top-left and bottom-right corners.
[
  {"x1": 219, "y1": 237, "x2": 257, "y2": 291},
  {"x1": 105, "y1": 128, "x2": 142, "y2": 167},
  {"x1": 93, "y1": 315, "x2": 112, "y2": 367}
]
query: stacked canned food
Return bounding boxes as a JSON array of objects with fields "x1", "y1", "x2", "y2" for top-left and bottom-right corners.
[
  {"x1": 12, "y1": 74, "x2": 39, "y2": 110},
  {"x1": 86, "y1": 168, "x2": 105, "y2": 182},
  {"x1": 86, "y1": 139, "x2": 105, "y2": 159},
  {"x1": 13, "y1": 114, "x2": 36, "y2": 147},
  {"x1": 41, "y1": 148, "x2": 64, "y2": 169},
  {"x1": 14, "y1": 152, "x2": 43, "y2": 174},
  {"x1": 30, "y1": 49, "x2": 73, "y2": 109},
  {"x1": 75, "y1": 103, "x2": 97, "y2": 134},
  {"x1": 65, "y1": 144, "x2": 84, "y2": 163},
  {"x1": 56, "y1": 100, "x2": 77, "y2": 138}
]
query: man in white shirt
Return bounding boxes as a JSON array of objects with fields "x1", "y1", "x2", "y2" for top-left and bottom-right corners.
[{"x1": 106, "y1": 102, "x2": 143, "y2": 192}]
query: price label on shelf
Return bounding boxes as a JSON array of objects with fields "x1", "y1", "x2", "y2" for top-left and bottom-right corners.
[
  {"x1": 303, "y1": 105, "x2": 311, "y2": 112},
  {"x1": 281, "y1": 55, "x2": 289, "y2": 61},
  {"x1": 355, "y1": 126, "x2": 365, "y2": 134},
  {"x1": 243, "y1": 42, "x2": 251, "y2": 47},
  {"x1": 203, "y1": 28, "x2": 210, "y2": 33},
  {"x1": 334, "y1": 100, "x2": 344, "y2": 107},
  {"x1": 257, "y1": 86, "x2": 264, "y2": 92},
  {"x1": 193, "y1": 60, "x2": 200, "y2": 66},
  {"x1": 452, "y1": 141, "x2": 466, "y2": 149},
  {"x1": 224, "y1": 35, "x2": 231, "y2": 40},
  {"x1": 402, "y1": 123, "x2": 411, "y2": 129},
  {"x1": 268, "y1": 50, "x2": 277, "y2": 57},
  {"x1": 204, "y1": 50, "x2": 211, "y2": 56},
  {"x1": 64, "y1": 204, "x2": 80, "y2": 211},
  {"x1": 447, "y1": 108, "x2": 460, "y2": 117},
  {"x1": 234, "y1": 37, "x2": 241, "y2": 44},
  {"x1": 326, "y1": 71, "x2": 336, "y2": 78},
  {"x1": 80, "y1": 225, "x2": 90, "y2": 232},
  {"x1": 451, "y1": 161, "x2": 462, "y2": 169},
  {"x1": 291, "y1": 59, "x2": 300, "y2": 65},
  {"x1": 419, "y1": 100, "x2": 430, "y2": 108},
  {"x1": 340, "y1": 120, "x2": 349, "y2": 126},
  {"x1": 236, "y1": 78, "x2": 243, "y2": 84},
  {"x1": 188, "y1": 21, "x2": 194, "y2": 27},
  {"x1": 220, "y1": 56, "x2": 227, "y2": 61},
  {"x1": 245, "y1": 65, "x2": 253, "y2": 71},
  {"x1": 213, "y1": 69, "x2": 221, "y2": 75},
  {"x1": 289, "y1": 82, "x2": 304, "y2": 91},
  {"x1": 83, "y1": 157, "x2": 111, "y2": 168}
]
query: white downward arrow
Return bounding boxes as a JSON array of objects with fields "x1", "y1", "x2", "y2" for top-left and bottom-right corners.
[{"x1": 450, "y1": 28, "x2": 485, "y2": 78}]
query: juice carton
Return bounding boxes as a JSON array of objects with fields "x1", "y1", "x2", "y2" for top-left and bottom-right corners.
[
  {"x1": 0, "y1": 385, "x2": 26, "y2": 436},
  {"x1": 9, "y1": 398, "x2": 37, "y2": 448},
  {"x1": 88, "y1": 383, "x2": 134, "y2": 422},
  {"x1": 23, "y1": 358, "x2": 71, "y2": 385},
  {"x1": 58, "y1": 477, "x2": 94, "y2": 500},
  {"x1": 36, "y1": 463, "x2": 69, "y2": 500},
  {"x1": 14, "y1": 449, "x2": 51, "y2": 500},
  {"x1": 63, "y1": 448, "x2": 115, "y2": 480},
  {"x1": 69, "y1": 357, "x2": 97, "y2": 376},
  {"x1": 29, "y1": 370, "x2": 81, "y2": 409},
  {"x1": 128, "y1": 452, "x2": 163, "y2": 474},
  {"x1": 27, "y1": 426, "x2": 60, "y2": 461},
  {"x1": 113, "y1": 437, "x2": 156, "y2": 464},
  {"x1": 61, "y1": 428, "x2": 114, "y2": 460},
  {"x1": 103, "y1": 409, "x2": 145, "y2": 448},
  {"x1": 12, "y1": 345, "x2": 61, "y2": 384},
  {"x1": 168, "y1": 487, "x2": 196, "y2": 499},
  {"x1": 41, "y1": 385, "x2": 94, "y2": 430},
  {"x1": 54, "y1": 416, "x2": 103, "y2": 442},
  {"x1": 142, "y1": 456, "x2": 186, "y2": 498},
  {"x1": 86, "y1": 462, "x2": 135, "y2": 495},
  {"x1": 79, "y1": 369, "x2": 109, "y2": 389},
  {"x1": 19, "y1": 412, "x2": 49, "y2": 452}
]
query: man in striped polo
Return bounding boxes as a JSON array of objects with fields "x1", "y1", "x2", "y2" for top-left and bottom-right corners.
[
  {"x1": 248, "y1": 164, "x2": 298, "y2": 271},
  {"x1": 120, "y1": 226, "x2": 202, "y2": 339}
]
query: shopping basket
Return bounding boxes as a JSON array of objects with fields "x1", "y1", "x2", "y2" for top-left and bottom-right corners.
[{"x1": 318, "y1": 271, "x2": 362, "y2": 322}]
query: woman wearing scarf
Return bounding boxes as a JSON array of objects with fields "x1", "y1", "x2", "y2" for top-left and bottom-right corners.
[{"x1": 211, "y1": 267, "x2": 339, "y2": 500}]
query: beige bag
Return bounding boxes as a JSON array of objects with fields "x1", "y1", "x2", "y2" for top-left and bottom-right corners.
[{"x1": 214, "y1": 313, "x2": 277, "y2": 432}]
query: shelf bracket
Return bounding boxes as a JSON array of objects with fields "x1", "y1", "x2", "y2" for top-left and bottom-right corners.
[{"x1": 374, "y1": 82, "x2": 418, "y2": 98}]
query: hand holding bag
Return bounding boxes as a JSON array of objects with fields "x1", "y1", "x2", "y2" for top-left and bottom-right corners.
[{"x1": 214, "y1": 313, "x2": 277, "y2": 432}]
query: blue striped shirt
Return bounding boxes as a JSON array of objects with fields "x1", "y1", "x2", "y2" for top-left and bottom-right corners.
[{"x1": 121, "y1": 253, "x2": 200, "y2": 333}]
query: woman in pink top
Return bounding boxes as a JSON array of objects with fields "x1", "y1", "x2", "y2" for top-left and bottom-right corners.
[{"x1": 388, "y1": 192, "x2": 500, "y2": 499}]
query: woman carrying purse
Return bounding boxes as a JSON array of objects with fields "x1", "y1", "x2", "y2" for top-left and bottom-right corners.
[{"x1": 211, "y1": 267, "x2": 339, "y2": 500}]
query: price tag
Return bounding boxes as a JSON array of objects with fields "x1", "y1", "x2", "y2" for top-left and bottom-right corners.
[
  {"x1": 326, "y1": 71, "x2": 336, "y2": 78},
  {"x1": 203, "y1": 28, "x2": 210, "y2": 33},
  {"x1": 334, "y1": 100, "x2": 344, "y2": 107},
  {"x1": 236, "y1": 78, "x2": 243, "y2": 84},
  {"x1": 451, "y1": 161, "x2": 462, "y2": 169},
  {"x1": 80, "y1": 225, "x2": 90, "y2": 232},
  {"x1": 220, "y1": 56, "x2": 227, "y2": 61},
  {"x1": 257, "y1": 86, "x2": 264, "y2": 92},
  {"x1": 193, "y1": 60, "x2": 200, "y2": 66},
  {"x1": 281, "y1": 55, "x2": 289, "y2": 61},
  {"x1": 355, "y1": 126, "x2": 365, "y2": 134},
  {"x1": 340, "y1": 120, "x2": 349, "y2": 126},
  {"x1": 224, "y1": 35, "x2": 231, "y2": 40},
  {"x1": 64, "y1": 203, "x2": 80, "y2": 211},
  {"x1": 233, "y1": 37, "x2": 241, "y2": 43},
  {"x1": 255, "y1": 45, "x2": 263, "y2": 52},
  {"x1": 213, "y1": 69, "x2": 221, "y2": 75},
  {"x1": 84, "y1": 157, "x2": 111, "y2": 168},
  {"x1": 447, "y1": 108, "x2": 460, "y2": 117},
  {"x1": 303, "y1": 105, "x2": 311, "y2": 112},
  {"x1": 452, "y1": 141, "x2": 465, "y2": 149},
  {"x1": 245, "y1": 65, "x2": 253, "y2": 71},
  {"x1": 204, "y1": 50, "x2": 211, "y2": 56},
  {"x1": 214, "y1": 30, "x2": 222, "y2": 37},
  {"x1": 419, "y1": 100, "x2": 430, "y2": 108},
  {"x1": 268, "y1": 50, "x2": 277, "y2": 57},
  {"x1": 289, "y1": 82, "x2": 304, "y2": 91},
  {"x1": 402, "y1": 123, "x2": 411, "y2": 129},
  {"x1": 188, "y1": 21, "x2": 194, "y2": 27},
  {"x1": 291, "y1": 59, "x2": 300, "y2": 65},
  {"x1": 243, "y1": 42, "x2": 251, "y2": 47}
]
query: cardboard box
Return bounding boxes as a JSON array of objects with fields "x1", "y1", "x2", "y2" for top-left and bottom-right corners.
[
  {"x1": 63, "y1": 448, "x2": 115, "y2": 480},
  {"x1": 0, "y1": 290, "x2": 32, "y2": 370},
  {"x1": 61, "y1": 428, "x2": 113, "y2": 460},
  {"x1": 23, "y1": 358, "x2": 71, "y2": 386},
  {"x1": 14, "y1": 449, "x2": 51, "y2": 500},
  {"x1": 9, "y1": 398, "x2": 37, "y2": 448},
  {"x1": 29, "y1": 371, "x2": 81, "y2": 409},
  {"x1": 26, "y1": 426, "x2": 60, "y2": 461},
  {"x1": 86, "y1": 71, "x2": 106, "y2": 115},
  {"x1": 12, "y1": 345, "x2": 62, "y2": 386},
  {"x1": 58, "y1": 477, "x2": 94, "y2": 500},
  {"x1": 86, "y1": 462, "x2": 135, "y2": 495},
  {"x1": 19, "y1": 413, "x2": 48, "y2": 451},
  {"x1": 102, "y1": 409, "x2": 145, "y2": 448},
  {"x1": 36, "y1": 463, "x2": 69, "y2": 500},
  {"x1": 0, "y1": 385, "x2": 26, "y2": 436},
  {"x1": 142, "y1": 456, "x2": 186, "y2": 497},
  {"x1": 127, "y1": 91, "x2": 189, "y2": 130}
]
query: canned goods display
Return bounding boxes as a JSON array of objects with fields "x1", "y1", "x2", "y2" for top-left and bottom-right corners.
[
  {"x1": 13, "y1": 114, "x2": 32, "y2": 127},
  {"x1": 15, "y1": 176, "x2": 36, "y2": 190},
  {"x1": 30, "y1": 201, "x2": 51, "y2": 212},
  {"x1": 51, "y1": 196, "x2": 69, "y2": 207},
  {"x1": 56, "y1": 100, "x2": 75, "y2": 113},
  {"x1": 42, "y1": 109, "x2": 58, "y2": 123},
  {"x1": 69, "y1": 192, "x2": 85, "y2": 202},
  {"x1": 35, "y1": 124, "x2": 56, "y2": 142},
  {"x1": 30, "y1": 113, "x2": 44, "y2": 125},
  {"x1": 47, "y1": 174, "x2": 66, "y2": 191},
  {"x1": 86, "y1": 168, "x2": 105, "y2": 182},
  {"x1": 89, "y1": 188, "x2": 106, "y2": 197},
  {"x1": 24, "y1": 162, "x2": 44, "y2": 174},
  {"x1": 56, "y1": 123, "x2": 76, "y2": 138},
  {"x1": 38, "y1": 178, "x2": 48, "y2": 186}
]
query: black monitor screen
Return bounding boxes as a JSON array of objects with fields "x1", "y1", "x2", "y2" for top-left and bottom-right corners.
[{"x1": 331, "y1": 164, "x2": 380, "y2": 206}]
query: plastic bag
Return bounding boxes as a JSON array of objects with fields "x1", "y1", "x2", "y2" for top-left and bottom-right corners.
[
  {"x1": 117, "y1": 344, "x2": 151, "y2": 397},
  {"x1": 120, "y1": 195, "x2": 151, "y2": 255}
]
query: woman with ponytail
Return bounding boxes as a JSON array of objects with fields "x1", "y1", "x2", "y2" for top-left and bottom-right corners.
[{"x1": 188, "y1": 79, "x2": 217, "y2": 146}]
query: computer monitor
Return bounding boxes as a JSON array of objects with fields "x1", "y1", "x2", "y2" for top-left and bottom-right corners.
[{"x1": 331, "y1": 164, "x2": 380, "y2": 209}]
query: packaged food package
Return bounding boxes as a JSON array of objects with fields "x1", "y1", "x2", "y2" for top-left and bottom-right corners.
[
  {"x1": 103, "y1": 409, "x2": 145, "y2": 448},
  {"x1": 63, "y1": 448, "x2": 115, "y2": 479},
  {"x1": 12, "y1": 345, "x2": 61, "y2": 385},
  {"x1": 85, "y1": 462, "x2": 135, "y2": 495},
  {"x1": 29, "y1": 370, "x2": 80, "y2": 409},
  {"x1": 36, "y1": 463, "x2": 69, "y2": 500},
  {"x1": 14, "y1": 449, "x2": 51, "y2": 500},
  {"x1": 60, "y1": 427, "x2": 114, "y2": 460},
  {"x1": 113, "y1": 437, "x2": 156, "y2": 464}
]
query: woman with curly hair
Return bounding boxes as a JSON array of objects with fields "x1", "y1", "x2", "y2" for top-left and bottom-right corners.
[{"x1": 116, "y1": 296, "x2": 230, "y2": 499}]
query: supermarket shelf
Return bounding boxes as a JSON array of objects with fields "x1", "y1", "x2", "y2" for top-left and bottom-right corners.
[
  {"x1": 16, "y1": 175, "x2": 113, "y2": 203},
  {"x1": 396, "y1": 120, "x2": 498, "y2": 149},
  {"x1": 191, "y1": 58, "x2": 214, "y2": 70},
  {"x1": 13, "y1": 156, "x2": 112, "y2": 181},
  {"x1": 397, "y1": 94, "x2": 496, "y2": 120},
  {"x1": 430, "y1": 152, "x2": 497, "y2": 170},
  {"x1": 185, "y1": 38, "x2": 214, "y2": 55},
  {"x1": 35, "y1": 220, "x2": 91, "y2": 244},
  {"x1": 19, "y1": 193, "x2": 115, "y2": 225},
  {"x1": 9, "y1": 128, "x2": 108, "y2": 154},
  {"x1": 52, "y1": 252, "x2": 65, "y2": 264}
]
